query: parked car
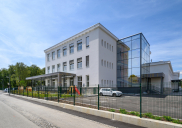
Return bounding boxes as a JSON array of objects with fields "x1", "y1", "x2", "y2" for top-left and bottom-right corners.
[
  {"x1": 4, "y1": 88, "x2": 9, "y2": 92},
  {"x1": 99, "y1": 88, "x2": 123, "y2": 97}
]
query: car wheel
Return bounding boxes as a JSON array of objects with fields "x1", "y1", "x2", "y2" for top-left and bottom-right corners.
[
  {"x1": 100, "y1": 93, "x2": 103, "y2": 96},
  {"x1": 112, "y1": 93, "x2": 116, "y2": 97}
]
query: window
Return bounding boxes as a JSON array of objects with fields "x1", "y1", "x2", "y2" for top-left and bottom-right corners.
[
  {"x1": 109, "y1": 62, "x2": 111, "y2": 69},
  {"x1": 70, "y1": 60, "x2": 74, "y2": 70},
  {"x1": 52, "y1": 51, "x2": 55, "y2": 60},
  {"x1": 112, "y1": 63, "x2": 113, "y2": 69},
  {"x1": 107, "y1": 43, "x2": 108, "y2": 49},
  {"x1": 101, "y1": 40, "x2": 103, "y2": 46},
  {"x1": 57, "y1": 64, "x2": 60, "y2": 72},
  {"x1": 86, "y1": 36, "x2": 89, "y2": 48},
  {"x1": 101, "y1": 59, "x2": 103, "y2": 66},
  {"x1": 110, "y1": 45, "x2": 111, "y2": 51},
  {"x1": 77, "y1": 58, "x2": 82, "y2": 68},
  {"x1": 52, "y1": 65, "x2": 55, "y2": 73},
  {"x1": 47, "y1": 67, "x2": 50, "y2": 74},
  {"x1": 86, "y1": 56, "x2": 89, "y2": 67},
  {"x1": 86, "y1": 75, "x2": 89, "y2": 87},
  {"x1": 77, "y1": 39, "x2": 82, "y2": 51},
  {"x1": 104, "y1": 41, "x2": 106, "y2": 48},
  {"x1": 112, "y1": 81, "x2": 113, "y2": 86},
  {"x1": 107, "y1": 80, "x2": 108, "y2": 85},
  {"x1": 104, "y1": 61, "x2": 106, "y2": 67},
  {"x1": 63, "y1": 46, "x2": 67, "y2": 56},
  {"x1": 112, "y1": 46, "x2": 113, "y2": 52},
  {"x1": 101, "y1": 80, "x2": 103, "y2": 86},
  {"x1": 47, "y1": 54, "x2": 50, "y2": 61},
  {"x1": 78, "y1": 76, "x2": 82, "y2": 88},
  {"x1": 63, "y1": 62, "x2": 67, "y2": 71},
  {"x1": 107, "y1": 61, "x2": 108, "y2": 68},
  {"x1": 57, "y1": 49, "x2": 61, "y2": 58},
  {"x1": 70, "y1": 43, "x2": 74, "y2": 54},
  {"x1": 104, "y1": 80, "x2": 106, "y2": 85}
]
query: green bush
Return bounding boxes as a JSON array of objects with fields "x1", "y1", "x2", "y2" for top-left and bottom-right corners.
[
  {"x1": 143, "y1": 113, "x2": 154, "y2": 118},
  {"x1": 108, "y1": 109, "x2": 115, "y2": 112},
  {"x1": 163, "y1": 116, "x2": 173, "y2": 121},
  {"x1": 119, "y1": 109, "x2": 128, "y2": 114},
  {"x1": 154, "y1": 116, "x2": 162, "y2": 120},
  {"x1": 172, "y1": 119, "x2": 180, "y2": 124},
  {"x1": 130, "y1": 111, "x2": 136, "y2": 115}
]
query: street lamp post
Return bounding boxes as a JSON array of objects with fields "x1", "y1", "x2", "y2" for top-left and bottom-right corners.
[{"x1": 6, "y1": 75, "x2": 10, "y2": 96}]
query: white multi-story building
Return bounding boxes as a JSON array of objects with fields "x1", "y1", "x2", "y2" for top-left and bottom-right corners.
[
  {"x1": 26, "y1": 23, "x2": 180, "y2": 94},
  {"x1": 44, "y1": 23, "x2": 118, "y2": 87}
]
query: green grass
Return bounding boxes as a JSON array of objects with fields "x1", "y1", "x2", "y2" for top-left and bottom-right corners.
[{"x1": 108, "y1": 109, "x2": 115, "y2": 112}]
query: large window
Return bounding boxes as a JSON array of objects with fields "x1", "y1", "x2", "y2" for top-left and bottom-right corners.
[
  {"x1": 57, "y1": 64, "x2": 60, "y2": 72},
  {"x1": 70, "y1": 43, "x2": 74, "y2": 54},
  {"x1": 64, "y1": 78, "x2": 67, "y2": 87},
  {"x1": 104, "y1": 41, "x2": 106, "y2": 48},
  {"x1": 47, "y1": 54, "x2": 50, "y2": 61},
  {"x1": 63, "y1": 62, "x2": 67, "y2": 71},
  {"x1": 52, "y1": 51, "x2": 55, "y2": 60},
  {"x1": 117, "y1": 33, "x2": 150, "y2": 87},
  {"x1": 86, "y1": 75, "x2": 89, "y2": 87},
  {"x1": 70, "y1": 60, "x2": 74, "y2": 70},
  {"x1": 77, "y1": 39, "x2": 82, "y2": 51},
  {"x1": 78, "y1": 76, "x2": 82, "y2": 88},
  {"x1": 77, "y1": 58, "x2": 82, "y2": 69},
  {"x1": 86, "y1": 56, "x2": 89, "y2": 67},
  {"x1": 101, "y1": 59, "x2": 103, "y2": 66},
  {"x1": 63, "y1": 46, "x2": 67, "y2": 56},
  {"x1": 52, "y1": 65, "x2": 55, "y2": 73},
  {"x1": 47, "y1": 66, "x2": 50, "y2": 74},
  {"x1": 57, "y1": 49, "x2": 61, "y2": 58},
  {"x1": 86, "y1": 36, "x2": 89, "y2": 48}
]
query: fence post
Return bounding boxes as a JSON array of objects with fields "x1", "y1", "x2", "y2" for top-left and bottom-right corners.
[
  {"x1": 60, "y1": 86, "x2": 62, "y2": 99},
  {"x1": 27, "y1": 87, "x2": 28, "y2": 97},
  {"x1": 23, "y1": 87, "x2": 24, "y2": 96},
  {"x1": 71, "y1": 87, "x2": 72, "y2": 96},
  {"x1": 98, "y1": 84, "x2": 99, "y2": 110},
  {"x1": 74, "y1": 85, "x2": 75, "y2": 106},
  {"x1": 80, "y1": 87, "x2": 82, "y2": 95},
  {"x1": 32, "y1": 87, "x2": 33, "y2": 98},
  {"x1": 58, "y1": 86, "x2": 59, "y2": 103},
  {"x1": 140, "y1": 83, "x2": 142, "y2": 118}
]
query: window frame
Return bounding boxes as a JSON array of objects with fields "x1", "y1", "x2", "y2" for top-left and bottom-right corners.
[
  {"x1": 63, "y1": 62, "x2": 67, "y2": 71},
  {"x1": 86, "y1": 36, "x2": 89, "y2": 48},
  {"x1": 69, "y1": 43, "x2": 74, "y2": 54},
  {"x1": 63, "y1": 46, "x2": 67, "y2": 56},
  {"x1": 77, "y1": 39, "x2": 82, "y2": 51},
  {"x1": 52, "y1": 51, "x2": 55, "y2": 60},
  {"x1": 69, "y1": 60, "x2": 74, "y2": 70},
  {"x1": 86, "y1": 55, "x2": 89, "y2": 67},
  {"x1": 52, "y1": 65, "x2": 55, "y2": 73},
  {"x1": 77, "y1": 58, "x2": 82, "y2": 69},
  {"x1": 57, "y1": 49, "x2": 61, "y2": 58}
]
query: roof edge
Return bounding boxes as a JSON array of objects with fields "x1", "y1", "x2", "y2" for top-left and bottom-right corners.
[{"x1": 44, "y1": 23, "x2": 119, "y2": 53}]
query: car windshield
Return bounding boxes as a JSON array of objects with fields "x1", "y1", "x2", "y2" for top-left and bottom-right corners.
[{"x1": 111, "y1": 89, "x2": 117, "y2": 91}]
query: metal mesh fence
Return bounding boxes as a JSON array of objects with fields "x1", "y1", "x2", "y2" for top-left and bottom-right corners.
[{"x1": 8, "y1": 82, "x2": 182, "y2": 120}]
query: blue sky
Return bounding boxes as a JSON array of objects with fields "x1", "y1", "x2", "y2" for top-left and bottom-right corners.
[{"x1": 0, "y1": 0, "x2": 182, "y2": 78}]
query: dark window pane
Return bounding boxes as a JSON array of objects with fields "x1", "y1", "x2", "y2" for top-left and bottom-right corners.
[{"x1": 124, "y1": 68, "x2": 131, "y2": 77}]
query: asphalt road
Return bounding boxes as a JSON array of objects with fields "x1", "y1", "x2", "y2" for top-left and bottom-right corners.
[
  {"x1": 0, "y1": 91, "x2": 144, "y2": 128},
  {"x1": 62, "y1": 94, "x2": 182, "y2": 119}
]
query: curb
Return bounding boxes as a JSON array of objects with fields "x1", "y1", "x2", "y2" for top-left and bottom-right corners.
[{"x1": 9, "y1": 94, "x2": 182, "y2": 128}]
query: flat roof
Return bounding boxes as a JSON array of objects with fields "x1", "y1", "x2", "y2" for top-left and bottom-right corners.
[{"x1": 26, "y1": 72, "x2": 76, "y2": 80}]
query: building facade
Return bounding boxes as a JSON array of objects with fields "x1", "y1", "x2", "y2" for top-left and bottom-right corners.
[{"x1": 44, "y1": 23, "x2": 118, "y2": 87}]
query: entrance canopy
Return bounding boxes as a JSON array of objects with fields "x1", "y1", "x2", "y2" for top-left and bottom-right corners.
[{"x1": 26, "y1": 72, "x2": 76, "y2": 87}]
